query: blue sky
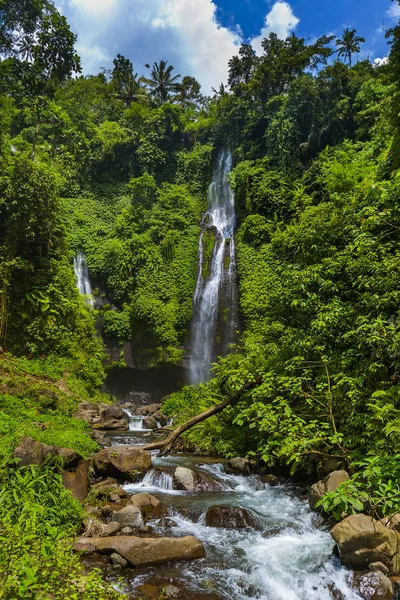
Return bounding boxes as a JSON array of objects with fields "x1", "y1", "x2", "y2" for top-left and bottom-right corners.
[{"x1": 57, "y1": 0, "x2": 397, "y2": 93}]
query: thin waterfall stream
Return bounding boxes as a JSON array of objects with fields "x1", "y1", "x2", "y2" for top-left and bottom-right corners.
[
  {"x1": 73, "y1": 250, "x2": 94, "y2": 305},
  {"x1": 188, "y1": 149, "x2": 239, "y2": 385}
]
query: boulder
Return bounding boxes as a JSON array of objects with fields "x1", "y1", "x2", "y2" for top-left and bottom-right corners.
[
  {"x1": 74, "y1": 542, "x2": 95, "y2": 555},
  {"x1": 76, "y1": 535, "x2": 205, "y2": 567},
  {"x1": 175, "y1": 467, "x2": 196, "y2": 492},
  {"x1": 110, "y1": 552, "x2": 128, "y2": 568},
  {"x1": 92, "y1": 446, "x2": 152, "y2": 481},
  {"x1": 205, "y1": 505, "x2": 259, "y2": 530},
  {"x1": 369, "y1": 562, "x2": 390, "y2": 574},
  {"x1": 143, "y1": 416, "x2": 158, "y2": 430},
  {"x1": 93, "y1": 419, "x2": 128, "y2": 431},
  {"x1": 260, "y1": 474, "x2": 280, "y2": 486},
  {"x1": 352, "y1": 571, "x2": 394, "y2": 600},
  {"x1": 100, "y1": 521, "x2": 121, "y2": 537},
  {"x1": 226, "y1": 457, "x2": 255, "y2": 476},
  {"x1": 100, "y1": 405, "x2": 128, "y2": 422},
  {"x1": 13, "y1": 436, "x2": 83, "y2": 469},
  {"x1": 308, "y1": 470, "x2": 350, "y2": 511},
  {"x1": 62, "y1": 459, "x2": 89, "y2": 502},
  {"x1": 153, "y1": 411, "x2": 169, "y2": 427},
  {"x1": 331, "y1": 514, "x2": 400, "y2": 573},
  {"x1": 112, "y1": 505, "x2": 144, "y2": 528},
  {"x1": 92, "y1": 430, "x2": 109, "y2": 447},
  {"x1": 139, "y1": 404, "x2": 162, "y2": 416},
  {"x1": 129, "y1": 493, "x2": 167, "y2": 520},
  {"x1": 173, "y1": 467, "x2": 225, "y2": 493},
  {"x1": 75, "y1": 402, "x2": 100, "y2": 424}
]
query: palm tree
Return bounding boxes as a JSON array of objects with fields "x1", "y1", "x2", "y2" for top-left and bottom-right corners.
[
  {"x1": 211, "y1": 83, "x2": 227, "y2": 100},
  {"x1": 141, "y1": 60, "x2": 181, "y2": 105},
  {"x1": 335, "y1": 28, "x2": 365, "y2": 68},
  {"x1": 17, "y1": 35, "x2": 35, "y2": 61}
]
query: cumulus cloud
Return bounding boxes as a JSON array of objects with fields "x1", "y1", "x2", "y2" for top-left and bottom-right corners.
[
  {"x1": 388, "y1": 4, "x2": 400, "y2": 19},
  {"x1": 61, "y1": 0, "x2": 299, "y2": 93},
  {"x1": 251, "y1": 1, "x2": 300, "y2": 55},
  {"x1": 374, "y1": 56, "x2": 389, "y2": 66}
]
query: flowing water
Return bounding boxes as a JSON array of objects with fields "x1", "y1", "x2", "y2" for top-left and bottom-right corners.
[
  {"x1": 109, "y1": 414, "x2": 362, "y2": 600},
  {"x1": 73, "y1": 251, "x2": 93, "y2": 305},
  {"x1": 188, "y1": 150, "x2": 239, "y2": 385}
]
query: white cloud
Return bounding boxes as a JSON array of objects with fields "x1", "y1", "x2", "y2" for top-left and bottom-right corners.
[
  {"x1": 61, "y1": 0, "x2": 299, "y2": 92},
  {"x1": 388, "y1": 4, "x2": 400, "y2": 19},
  {"x1": 374, "y1": 56, "x2": 389, "y2": 66},
  {"x1": 251, "y1": 1, "x2": 300, "y2": 55}
]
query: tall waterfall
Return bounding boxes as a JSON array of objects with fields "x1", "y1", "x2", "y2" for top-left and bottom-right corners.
[
  {"x1": 188, "y1": 149, "x2": 239, "y2": 385},
  {"x1": 73, "y1": 251, "x2": 93, "y2": 305}
]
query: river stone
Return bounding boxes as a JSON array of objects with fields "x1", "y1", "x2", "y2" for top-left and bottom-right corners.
[
  {"x1": 76, "y1": 535, "x2": 205, "y2": 566},
  {"x1": 112, "y1": 505, "x2": 144, "y2": 528},
  {"x1": 75, "y1": 402, "x2": 100, "y2": 424},
  {"x1": 100, "y1": 521, "x2": 121, "y2": 537},
  {"x1": 138, "y1": 404, "x2": 162, "y2": 416},
  {"x1": 175, "y1": 467, "x2": 196, "y2": 492},
  {"x1": 62, "y1": 459, "x2": 89, "y2": 502},
  {"x1": 226, "y1": 457, "x2": 255, "y2": 475},
  {"x1": 92, "y1": 446, "x2": 152, "y2": 481},
  {"x1": 124, "y1": 391, "x2": 152, "y2": 405},
  {"x1": 331, "y1": 514, "x2": 400, "y2": 572},
  {"x1": 110, "y1": 552, "x2": 128, "y2": 568},
  {"x1": 153, "y1": 411, "x2": 169, "y2": 427},
  {"x1": 369, "y1": 562, "x2": 390, "y2": 574},
  {"x1": 352, "y1": 571, "x2": 394, "y2": 600},
  {"x1": 205, "y1": 505, "x2": 259, "y2": 530},
  {"x1": 143, "y1": 416, "x2": 158, "y2": 430},
  {"x1": 309, "y1": 470, "x2": 350, "y2": 510},
  {"x1": 129, "y1": 492, "x2": 167, "y2": 520},
  {"x1": 93, "y1": 419, "x2": 128, "y2": 431},
  {"x1": 100, "y1": 406, "x2": 128, "y2": 422}
]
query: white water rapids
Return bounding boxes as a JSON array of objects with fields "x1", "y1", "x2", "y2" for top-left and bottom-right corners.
[
  {"x1": 118, "y1": 444, "x2": 362, "y2": 600},
  {"x1": 188, "y1": 149, "x2": 238, "y2": 385}
]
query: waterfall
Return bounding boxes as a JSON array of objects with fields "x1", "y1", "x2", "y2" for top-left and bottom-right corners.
[
  {"x1": 188, "y1": 149, "x2": 239, "y2": 385},
  {"x1": 73, "y1": 251, "x2": 93, "y2": 305}
]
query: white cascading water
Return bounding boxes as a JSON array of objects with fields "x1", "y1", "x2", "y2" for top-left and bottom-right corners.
[
  {"x1": 73, "y1": 251, "x2": 93, "y2": 305},
  {"x1": 189, "y1": 149, "x2": 238, "y2": 385}
]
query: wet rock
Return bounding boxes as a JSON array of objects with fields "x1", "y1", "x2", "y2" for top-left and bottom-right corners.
[
  {"x1": 309, "y1": 470, "x2": 350, "y2": 511},
  {"x1": 92, "y1": 430, "x2": 108, "y2": 447},
  {"x1": 100, "y1": 406, "x2": 128, "y2": 422},
  {"x1": 205, "y1": 505, "x2": 259, "y2": 530},
  {"x1": 92, "y1": 446, "x2": 152, "y2": 482},
  {"x1": 331, "y1": 514, "x2": 400, "y2": 573},
  {"x1": 153, "y1": 411, "x2": 169, "y2": 427},
  {"x1": 75, "y1": 402, "x2": 100, "y2": 424},
  {"x1": 112, "y1": 505, "x2": 144, "y2": 528},
  {"x1": 102, "y1": 504, "x2": 112, "y2": 518},
  {"x1": 260, "y1": 474, "x2": 280, "y2": 486},
  {"x1": 369, "y1": 562, "x2": 390, "y2": 574},
  {"x1": 142, "y1": 416, "x2": 158, "y2": 430},
  {"x1": 110, "y1": 552, "x2": 127, "y2": 568},
  {"x1": 76, "y1": 535, "x2": 205, "y2": 566},
  {"x1": 352, "y1": 571, "x2": 394, "y2": 600},
  {"x1": 62, "y1": 459, "x2": 89, "y2": 502},
  {"x1": 93, "y1": 419, "x2": 128, "y2": 431},
  {"x1": 226, "y1": 457, "x2": 255, "y2": 475},
  {"x1": 159, "y1": 517, "x2": 178, "y2": 528},
  {"x1": 124, "y1": 391, "x2": 152, "y2": 405},
  {"x1": 174, "y1": 467, "x2": 196, "y2": 492},
  {"x1": 13, "y1": 436, "x2": 83, "y2": 469},
  {"x1": 379, "y1": 514, "x2": 400, "y2": 533},
  {"x1": 129, "y1": 492, "x2": 167, "y2": 520}
]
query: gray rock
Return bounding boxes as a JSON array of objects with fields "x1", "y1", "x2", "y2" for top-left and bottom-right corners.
[
  {"x1": 309, "y1": 470, "x2": 350, "y2": 511},
  {"x1": 129, "y1": 492, "x2": 167, "y2": 520},
  {"x1": 93, "y1": 419, "x2": 128, "y2": 431},
  {"x1": 112, "y1": 505, "x2": 144, "y2": 528},
  {"x1": 110, "y1": 552, "x2": 128, "y2": 568},
  {"x1": 13, "y1": 436, "x2": 83, "y2": 469},
  {"x1": 352, "y1": 571, "x2": 394, "y2": 600},
  {"x1": 100, "y1": 521, "x2": 121, "y2": 537},
  {"x1": 226, "y1": 457, "x2": 255, "y2": 475},
  {"x1": 143, "y1": 416, "x2": 158, "y2": 430},
  {"x1": 124, "y1": 391, "x2": 152, "y2": 405},
  {"x1": 100, "y1": 406, "x2": 128, "y2": 422},
  {"x1": 174, "y1": 467, "x2": 196, "y2": 492},
  {"x1": 62, "y1": 459, "x2": 89, "y2": 502},
  {"x1": 369, "y1": 562, "x2": 390, "y2": 574},
  {"x1": 121, "y1": 526, "x2": 134, "y2": 535}
]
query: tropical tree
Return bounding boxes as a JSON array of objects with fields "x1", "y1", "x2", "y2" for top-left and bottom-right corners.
[
  {"x1": 211, "y1": 82, "x2": 227, "y2": 100},
  {"x1": 141, "y1": 60, "x2": 181, "y2": 105},
  {"x1": 112, "y1": 54, "x2": 144, "y2": 106},
  {"x1": 335, "y1": 28, "x2": 365, "y2": 67}
]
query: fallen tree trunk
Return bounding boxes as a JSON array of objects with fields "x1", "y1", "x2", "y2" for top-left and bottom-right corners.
[{"x1": 142, "y1": 378, "x2": 262, "y2": 456}]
